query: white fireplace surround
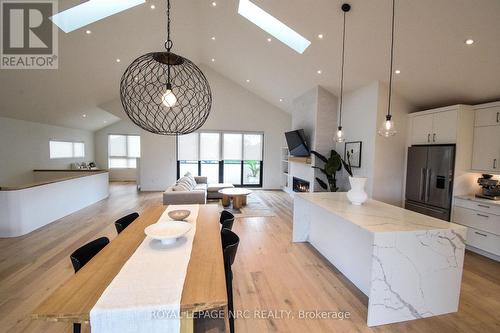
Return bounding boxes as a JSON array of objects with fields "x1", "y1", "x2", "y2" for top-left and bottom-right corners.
[{"x1": 286, "y1": 86, "x2": 338, "y2": 193}]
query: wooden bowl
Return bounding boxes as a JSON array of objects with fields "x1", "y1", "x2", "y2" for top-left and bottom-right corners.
[{"x1": 167, "y1": 209, "x2": 191, "y2": 221}]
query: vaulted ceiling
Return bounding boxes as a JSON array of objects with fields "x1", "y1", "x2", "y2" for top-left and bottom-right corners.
[{"x1": 1, "y1": 0, "x2": 499, "y2": 131}]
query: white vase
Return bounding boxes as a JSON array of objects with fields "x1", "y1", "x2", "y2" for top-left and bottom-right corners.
[{"x1": 347, "y1": 176, "x2": 368, "y2": 205}]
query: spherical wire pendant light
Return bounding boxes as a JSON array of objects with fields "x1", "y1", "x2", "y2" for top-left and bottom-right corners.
[{"x1": 120, "y1": 0, "x2": 212, "y2": 135}]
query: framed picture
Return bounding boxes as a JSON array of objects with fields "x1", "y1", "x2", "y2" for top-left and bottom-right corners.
[{"x1": 344, "y1": 141, "x2": 362, "y2": 168}]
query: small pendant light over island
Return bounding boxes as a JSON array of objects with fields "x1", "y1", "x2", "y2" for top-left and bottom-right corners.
[
  {"x1": 335, "y1": 3, "x2": 351, "y2": 143},
  {"x1": 378, "y1": 0, "x2": 398, "y2": 137}
]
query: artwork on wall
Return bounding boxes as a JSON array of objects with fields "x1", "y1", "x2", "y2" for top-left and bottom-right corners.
[{"x1": 344, "y1": 141, "x2": 362, "y2": 168}]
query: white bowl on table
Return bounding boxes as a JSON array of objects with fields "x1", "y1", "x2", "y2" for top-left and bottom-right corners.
[{"x1": 145, "y1": 221, "x2": 192, "y2": 245}]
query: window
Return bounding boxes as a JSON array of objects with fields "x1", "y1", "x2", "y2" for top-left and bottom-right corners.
[
  {"x1": 108, "y1": 135, "x2": 141, "y2": 168},
  {"x1": 177, "y1": 131, "x2": 263, "y2": 187},
  {"x1": 49, "y1": 140, "x2": 85, "y2": 159}
]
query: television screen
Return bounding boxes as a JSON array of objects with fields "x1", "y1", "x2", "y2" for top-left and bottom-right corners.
[{"x1": 285, "y1": 129, "x2": 310, "y2": 157}]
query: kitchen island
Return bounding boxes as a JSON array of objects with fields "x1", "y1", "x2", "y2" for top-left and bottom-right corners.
[
  {"x1": 0, "y1": 170, "x2": 109, "y2": 237},
  {"x1": 293, "y1": 192, "x2": 467, "y2": 326}
]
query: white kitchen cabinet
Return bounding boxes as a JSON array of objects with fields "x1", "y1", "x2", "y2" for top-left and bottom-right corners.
[
  {"x1": 432, "y1": 110, "x2": 458, "y2": 143},
  {"x1": 409, "y1": 109, "x2": 458, "y2": 145},
  {"x1": 411, "y1": 114, "x2": 434, "y2": 144},
  {"x1": 453, "y1": 196, "x2": 500, "y2": 260},
  {"x1": 471, "y1": 125, "x2": 500, "y2": 172},
  {"x1": 475, "y1": 105, "x2": 500, "y2": 127}
]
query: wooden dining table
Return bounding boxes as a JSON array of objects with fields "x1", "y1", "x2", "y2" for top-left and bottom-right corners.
[{"x1": 32, "y1": 204, "x2": 227, "y2": 332}]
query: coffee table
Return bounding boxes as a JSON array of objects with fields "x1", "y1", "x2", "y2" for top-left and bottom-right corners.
[{"x1": 218, "y1": 188, "x2": 252, "y2": 209}]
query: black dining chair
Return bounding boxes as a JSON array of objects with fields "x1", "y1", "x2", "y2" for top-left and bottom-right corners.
[
  {"x1": 114, "y1": 212, "x2": 139, "y2": 234},
  {"x1": 220, "y1": 210, "x2": 235, "y2": 231},
  {"x1": 221, "y1": 228, "x2": 240, "y2": 333},
  {"x1": 69, "y1": 237, "x2": 109, "y2": 333}
]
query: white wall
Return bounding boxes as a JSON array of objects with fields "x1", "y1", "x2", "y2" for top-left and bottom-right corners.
[
  {"x1": 336, "y1": 82, "x2": 413, "y2": 206},
  {"x1": 94, "y1": 119, "x2": 141, "y2": 181},
  {"x1": 139, "y1": 65, "x2": 291, "y2": 191},
  {"x1": 372, "y1": 83, "x2": 412, "y2": 206},
  {"x1": 336, "y1": 82, "x2": 379, "y2": 195},
  {"x1": 0, "y1": 116, "x2": 94, "y2": 186}
]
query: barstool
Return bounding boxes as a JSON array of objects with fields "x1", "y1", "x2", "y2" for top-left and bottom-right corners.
[{"x1": 221, "y1": 228, "x2": 239, "y2": 333}]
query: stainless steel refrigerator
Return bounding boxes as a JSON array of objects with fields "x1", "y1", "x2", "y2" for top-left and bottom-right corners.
[{"x1": 405, "y1": 145, "x2": 455, "y2": 221}]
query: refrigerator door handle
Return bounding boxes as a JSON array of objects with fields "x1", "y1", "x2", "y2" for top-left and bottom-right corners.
[
  {"x1": 425, "y1": 168, "x2": 431, "y2": 202},
  {"x1": 419, "y1": 168, "x2": 426, "y2": 201}
]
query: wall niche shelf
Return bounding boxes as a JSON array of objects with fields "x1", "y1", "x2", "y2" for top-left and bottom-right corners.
[{"x1": 288, "y1": 156, "x2": 312, "y2": 165}]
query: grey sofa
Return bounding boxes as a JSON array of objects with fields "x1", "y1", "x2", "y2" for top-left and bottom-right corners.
[
  {"x1": 163, "y1": 176, "x2": 208, "y2": 205},
  {"x1": 162, "y1": 176, "x2": 234, "y2": 205}
]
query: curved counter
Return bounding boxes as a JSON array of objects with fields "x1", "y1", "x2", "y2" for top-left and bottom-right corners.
[{"x1": 0, "y1": 171, "x2": 109, "y2": 237}]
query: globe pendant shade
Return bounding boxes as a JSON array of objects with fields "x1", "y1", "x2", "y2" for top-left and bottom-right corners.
[{"x1": 120, "y1": 52, "x2": 212, "y2": 135}]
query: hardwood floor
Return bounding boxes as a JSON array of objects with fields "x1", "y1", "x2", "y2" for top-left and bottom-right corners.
[{"x1": 1, "y1": 183, "x2": 499, "y2": 332}]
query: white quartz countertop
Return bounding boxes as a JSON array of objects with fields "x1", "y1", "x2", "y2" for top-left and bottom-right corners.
[
  {"x1": 454, "y1": 194, "x2": 500, "y2": 207},
  {"x1": 296, "y1": 192, "x2": 466, "y2": 233}
]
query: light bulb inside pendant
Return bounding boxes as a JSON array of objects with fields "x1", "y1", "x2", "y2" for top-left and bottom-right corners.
[
  {"x1": 378, "y1": 115, "x2": 397, "y2": 137},
  {"x1": 162, "y1": 83, "x2": 177, "y2": 107},
  {"x1": 335, "y1": 126, "x2": 346, "y2": 143}
]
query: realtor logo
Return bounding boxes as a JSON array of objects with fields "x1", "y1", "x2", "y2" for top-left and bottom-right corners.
[{"x1": 1, "y1": 0, "x2": 58, "y2": 69}]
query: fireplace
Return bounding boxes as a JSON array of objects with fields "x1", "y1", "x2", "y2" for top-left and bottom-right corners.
[{"x1": 293, "y1": 177, "x2": 310, "y2": 193}]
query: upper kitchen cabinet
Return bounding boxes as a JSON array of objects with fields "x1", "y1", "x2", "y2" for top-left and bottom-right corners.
[
  {"x1": 409, "y1": 105, "x2": 470, "y2": 145},
  {"x1": 471, "y1": 102, "x2": 500, "y2": 172},
  {"x1": 475, "y1": 103, "x2": 500, "y2": 127}
]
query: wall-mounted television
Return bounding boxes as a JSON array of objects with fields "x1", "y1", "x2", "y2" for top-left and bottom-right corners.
[{"x1": 285, "y1": 129, "x2": 310, "y2": 157}]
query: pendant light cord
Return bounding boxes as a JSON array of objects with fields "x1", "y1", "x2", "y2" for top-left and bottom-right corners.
[
  {"x1": 165, "y1": 0, "x2": 172, "y2": 86},
  {"x1": 338, "y1": 9, "x2": 347, "y2": 128},
  {"x1": 387, "y1": 0, "x2": 395, "y2": 118}
]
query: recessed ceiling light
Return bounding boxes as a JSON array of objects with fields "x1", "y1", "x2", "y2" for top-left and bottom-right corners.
[
  {"x1": 246, "y1": 79, "x2": 250, "y2": 83},
  {"x1": 211, "y1": 1, "x2": 217, "y2": 7},
  {"x1": 82, "y1": 114, "x2": 87, "y2": 118},
  {"x1": 50, "y1": 0, "x2": 145, "y2": 33},
  {"x1": 279, "y1": 98, "x2": 283, "y2": 102},
  {"x1": 116, "y1": 58, "x2": 121, "y2": 63},
  {"x1": 103, "y1": 120, "x2": 107, "y2": 123},
  {"x1": 211, "y1": 36, "x2": 216, "y2": 40},
  {"x1": 395, "y1": 69, "x2": 401, "y2": 74},
  {"x1": 150, "y1": 4, "x2": 155, "y2": 9},
  {"x1": 238, "y1": 0, "x2": 311, "y2": 54},
  {"x1": 317, "y1": 70, "x2": 322, "y2": 74},
  {"x1": 317, "y1": 34, "x2": 323, "y2": 39},
  {"x1": 267, "y1": 37, "x2": 272, "y2": 42},
  {"x1": 85, "y1": 29, "x2": 91, "y2": 34},
  {"x1": 211, "y1": 58, "x2": 215, "y2": 62},
  {"x1": 465, "y1": 39, "x2": 474, "y2": 45}
]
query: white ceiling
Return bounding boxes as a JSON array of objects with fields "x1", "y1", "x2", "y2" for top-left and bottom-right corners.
[{"x1": 1, "y1": 0, "x2": 499, "y2": 131}]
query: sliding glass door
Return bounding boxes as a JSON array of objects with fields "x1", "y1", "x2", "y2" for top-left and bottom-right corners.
[{"x1": 177, "y1": 131, "x2": 263, "y2": 187}]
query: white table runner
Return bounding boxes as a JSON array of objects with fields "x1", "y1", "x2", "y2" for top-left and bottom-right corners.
[{"x1": 90, "y1": 204, "x2": 200, "y2": 333}]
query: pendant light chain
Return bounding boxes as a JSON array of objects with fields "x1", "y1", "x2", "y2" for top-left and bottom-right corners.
[
  {"x1": 387, "y1": 0, "x2": 395, "y2": 118},
  {"x1": 165, "y1": 0, "x2": 172, "y2": 51},
  {"x1": 338, "y1": 9, "x2": 347, "y2": 129}
]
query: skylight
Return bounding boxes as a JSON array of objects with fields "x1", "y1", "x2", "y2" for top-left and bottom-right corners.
[
  {"x1": 238, "y1": 0, "x2": 311, "y2": 54},
  {"x1": 50, "y1": 0, "x2": 145, "y2": 33}
]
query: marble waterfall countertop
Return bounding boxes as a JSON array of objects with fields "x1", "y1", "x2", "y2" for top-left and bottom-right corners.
[
  {"x1": 293, "y1": 192, "x2": 467, "y2": 326},
  {"x1": 296, "y1": 192, "x2": 465, "y2": 233}
]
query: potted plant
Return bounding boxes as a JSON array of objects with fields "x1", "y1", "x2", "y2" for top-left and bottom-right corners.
[
  {"x1": 310, "y1": 150, "x2": 352, "y2": 192},
  {"x1": 246, "y1": 160, "x2": 260, "y2": 183}
]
